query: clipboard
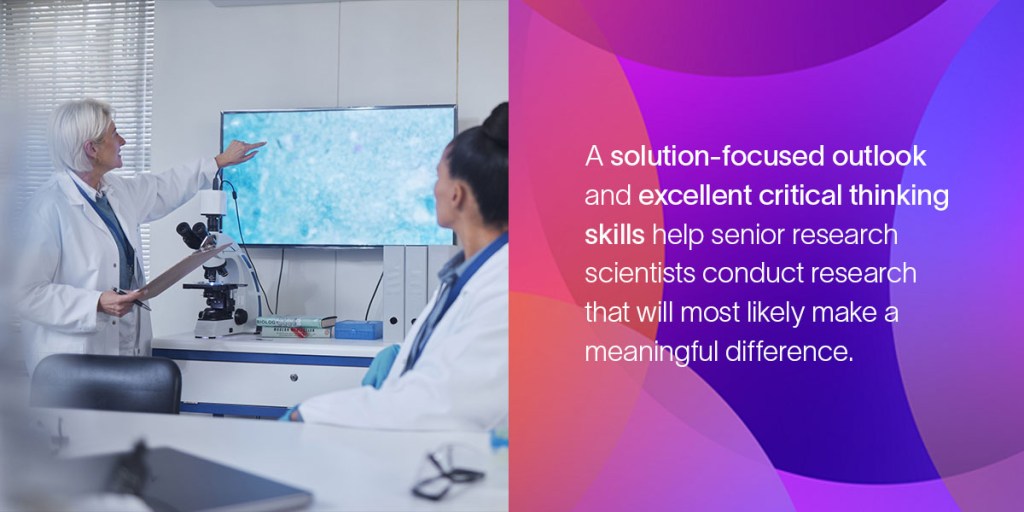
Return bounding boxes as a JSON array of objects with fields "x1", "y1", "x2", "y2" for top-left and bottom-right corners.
[{"x1": 139, "y1": 243, "x2": 231, "y2": 299}]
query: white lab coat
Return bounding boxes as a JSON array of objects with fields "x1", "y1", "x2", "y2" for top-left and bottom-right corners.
[
  {"x1": 15, "y1": 159, "x2": 218, "y2": 374},
  {"x1": 299, "y1": 245, "x2": 509, "y2": 431}
]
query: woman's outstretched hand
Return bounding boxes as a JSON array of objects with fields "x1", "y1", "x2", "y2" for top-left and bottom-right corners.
[{"x1": 215, "y1": 140, "x2": 266, "y2": 168}]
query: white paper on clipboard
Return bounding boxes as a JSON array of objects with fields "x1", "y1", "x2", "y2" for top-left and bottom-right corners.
[{"x1": 139, "y1": 243, "x2": 231, "y2": 299}]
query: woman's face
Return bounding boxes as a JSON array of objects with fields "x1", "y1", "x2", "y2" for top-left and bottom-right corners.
[
  {"x1": 434, "y1": 148, "x2": 456, "y2": 228},
  {"x1": 91, "y1": 121, "x2": 126, "y2": 172}
]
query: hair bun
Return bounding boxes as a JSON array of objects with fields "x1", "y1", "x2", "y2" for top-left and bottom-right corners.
[{"x1": 481, "y1": 102, "x2": 508, "y2": 148}]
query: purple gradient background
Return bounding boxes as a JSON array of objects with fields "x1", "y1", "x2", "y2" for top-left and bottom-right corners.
[
  {"x1": 512, "y1": 0, "x2": 1023, "y2": 508},
  {"x1": 617, "y1": 0, "x2": 1002, "y2": 483},
  {"x1": 892, "y1": 0, "x2": 1024, "y2": 487},
  {"x1": 525, "y1": 0, "x2": 946, "y2": 76}
]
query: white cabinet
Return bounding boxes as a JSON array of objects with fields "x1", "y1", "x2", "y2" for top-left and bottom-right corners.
[{"x1": 153, "y1": 333, "x2": 385, "y2": 417}]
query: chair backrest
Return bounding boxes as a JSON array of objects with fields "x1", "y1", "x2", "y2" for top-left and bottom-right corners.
[{"x1": 31, "y1": 354, "x2": 181, "y2": 414}]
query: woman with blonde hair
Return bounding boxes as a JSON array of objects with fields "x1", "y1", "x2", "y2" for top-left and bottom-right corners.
[{"x1": 16, "y1": 98, "x2": 263, "y2": 374}]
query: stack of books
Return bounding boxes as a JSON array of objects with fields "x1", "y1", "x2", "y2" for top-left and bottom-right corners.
[{"x1": 257, "y1": 315, "x2": 338, "y2": 339}]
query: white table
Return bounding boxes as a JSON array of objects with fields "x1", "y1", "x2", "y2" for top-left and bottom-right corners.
[
  {"x1": 32, "y1": 408, "x2": 508, "y2": 511},
  {"x1": 153, "y1": 333, "x2": 386, "y2": 416}
]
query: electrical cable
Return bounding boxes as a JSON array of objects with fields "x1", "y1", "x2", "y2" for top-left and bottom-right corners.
[
  {"x1": 275, "y1": 248, "x2": 284, "y2": 315},
  {"x1": 365, "y1": 272, "x2": 383, "y2": 321},
  {"x1": 222, "y1": 180, "x2": 275, "y2": 315}
]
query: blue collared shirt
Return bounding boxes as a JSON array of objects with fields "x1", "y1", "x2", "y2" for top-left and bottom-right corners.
[
  {"x1": 403, "y1": 232, "x2": 509, "y2": 373},
  {"x1": 68, "y1": 171, "x2": 135, "y2": 289}
]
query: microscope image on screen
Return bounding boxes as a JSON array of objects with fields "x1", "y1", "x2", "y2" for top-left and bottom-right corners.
[{"x1": 220, "y1": 106, "x2": 456, "y2": 247}]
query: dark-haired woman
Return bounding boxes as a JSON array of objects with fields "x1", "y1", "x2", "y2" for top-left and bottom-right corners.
[{"x1": 286, "y1": 103, "x2": 509, "y2": 431}]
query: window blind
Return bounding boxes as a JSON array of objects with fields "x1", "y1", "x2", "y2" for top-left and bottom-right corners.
[{"x1": 1, "y1": 0, "x2": 155, "y2": 276}]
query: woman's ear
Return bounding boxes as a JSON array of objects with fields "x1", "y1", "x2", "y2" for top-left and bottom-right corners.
[
  {"x1": 83, "y1": 140, "x2": 97, "y2": 159},
  {"x1": 452, "y1": 180, "x2": 468, "y2": 210}
]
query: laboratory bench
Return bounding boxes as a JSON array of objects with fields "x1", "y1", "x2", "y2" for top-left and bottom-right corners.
[{"x1": 153, "y1": 333, "x2": 383, "y2": 417}]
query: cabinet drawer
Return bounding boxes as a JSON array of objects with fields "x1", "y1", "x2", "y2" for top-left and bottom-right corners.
[{"x1": 172, "y1": 359, "x2": 366, "y2": 407}]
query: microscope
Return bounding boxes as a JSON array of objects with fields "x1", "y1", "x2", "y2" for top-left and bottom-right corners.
[{"x1": 176, "y1": 177, "x2": 262, "y2": 338}]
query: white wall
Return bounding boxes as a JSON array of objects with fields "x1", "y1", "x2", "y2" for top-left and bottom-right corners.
[{"x1": 149, "y1": 0, "x2": 507, "y2": 337}]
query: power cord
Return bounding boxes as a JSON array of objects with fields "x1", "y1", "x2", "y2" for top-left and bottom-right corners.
[
  {"x1": 275, "y1": 248, "x2": 284, "y2": 315},
  {"x1": 365, "y1": 272, "x2": 383, "y2": 321},
  {"x1": 222, "y1": 180, "x2": 276, "y2": 315}
]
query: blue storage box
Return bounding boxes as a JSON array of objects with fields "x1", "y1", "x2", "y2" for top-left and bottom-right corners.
[{"x1": 334, "y1": 320, "x2": 383, "y2": 340}]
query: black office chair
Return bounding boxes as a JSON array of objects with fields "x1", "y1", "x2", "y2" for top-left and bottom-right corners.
[{"x1": 31, "y1": 354, "x2": 182, "y2": 414}]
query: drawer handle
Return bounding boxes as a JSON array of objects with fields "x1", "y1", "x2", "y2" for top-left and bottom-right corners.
[{"x1": 290, "y1": 374, "x2": 299, "y2": 382}]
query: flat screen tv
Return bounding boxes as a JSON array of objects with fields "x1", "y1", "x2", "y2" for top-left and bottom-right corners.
[{"x1": 220, "y1": 105, "x2": 457, "y2": 247}]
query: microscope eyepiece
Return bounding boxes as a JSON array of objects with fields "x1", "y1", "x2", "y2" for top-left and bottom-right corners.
[
  {"x1": 192, "y1": 222, "x2": 209, "y2": 241},
  {"x1": 177, "y1": 222, "x2": 202, "y2": 250}
]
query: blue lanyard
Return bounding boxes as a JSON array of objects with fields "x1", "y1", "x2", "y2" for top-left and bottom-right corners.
[
  {"x1": 403, "y1": 232, "x2": 508, "y2": 373},
  {"x1": 436, "y1": 231, "x2": 508, "y2": 323},
  {"x1": 71, "y1": 179, "x2": 135, "y2": 274}
]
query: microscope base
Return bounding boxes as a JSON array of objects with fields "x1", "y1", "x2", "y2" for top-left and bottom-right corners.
[{"x1": 194, "y1": 318, "x2": 253, "y2": 339}]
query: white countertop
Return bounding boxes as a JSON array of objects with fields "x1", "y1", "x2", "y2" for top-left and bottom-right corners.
[{"x1": 154, "y1": 332, "x2": 386, "y2": 358}]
